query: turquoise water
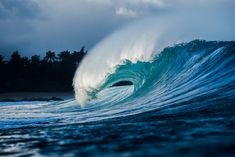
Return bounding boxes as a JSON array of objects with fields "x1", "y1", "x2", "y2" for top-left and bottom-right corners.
[{"x1": 1, "y1": 40, "x2": 235, "y2": 156}]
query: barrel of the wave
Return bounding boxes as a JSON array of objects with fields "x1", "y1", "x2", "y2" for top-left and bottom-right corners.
[{"x1": 73, "y1": 21, "x2": 160, "y2": 107}]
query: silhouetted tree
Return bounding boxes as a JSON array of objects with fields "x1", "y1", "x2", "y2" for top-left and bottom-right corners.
[
  {"x1": 0, "y1": 54, "x2": 5, "y2": 91},
  {"x1": 72, "y1": 46, "x2": 87, "y2": 64},
  {"x1": 44, "y1": 51, "x2": 57, "y2": 63},
  {"x1": 0, "y1": 46, "x2": 87, "y2": 92},
  {"x1": 0, "y1": 55, "x2": 4, "y2": 65},
  {"x1": 22, "y1": 57, "x2": 30, "y2": 67},
  {"x1": 80, "y1": 46, "x2": 87, "y2": 54},
  {"x1": 9, "y1": 51, "x2": 22, "y2": 65},
  {"x1": 58, "y1": 51, "x2": 72, "y2": 63},
  {"x1": 31, "y1": 55, "x2": 40, "y2": 64}
]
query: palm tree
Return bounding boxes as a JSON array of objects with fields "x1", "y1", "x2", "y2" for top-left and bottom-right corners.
[
  {"x1": 0, "y1": 55, "x2": 4, "y2": 64},
  {"x1": 21, "y1": 57, "x2": 30, "y2": 67},
  {"x1": 58, "y1": 51, "x2": 71, "y2": 63},
  {"x1": 9, "y1": 51, "x2": 22, "y2": 65},
  {"x1": 72, "y1": 46, "x2": 87, "y2": 64},
  {"x1": 44, "y1": 51, "x2": 57, "y2": 63},
  {"x1": 31, "y1": 55, "x2": 41, "y2": 64}
]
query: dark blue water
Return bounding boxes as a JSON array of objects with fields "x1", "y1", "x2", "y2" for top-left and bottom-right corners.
[{"x1": 1, "y1": 40, "x2": 235, "y2": 156}]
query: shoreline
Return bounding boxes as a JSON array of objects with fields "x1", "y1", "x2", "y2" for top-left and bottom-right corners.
[{"x1": 0, "y1": 92, "x2": 74, "y2": 102}]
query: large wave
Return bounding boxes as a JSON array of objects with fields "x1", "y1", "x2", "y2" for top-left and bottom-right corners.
[
  {"x1": 73, "y1": 14, "x2": 235, "y2": 106},
  {"x1": 73, "y1": 38, "x2": 235, "y2": 110},
  {"x1": 1, "y1": 3, "x2": 235, "y2": 156},
  {"x1": 1, "y1": 40, "x2": 235, "y2": 129}
]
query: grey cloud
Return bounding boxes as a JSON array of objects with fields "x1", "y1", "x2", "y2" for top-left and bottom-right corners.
[
  {"x1": 0, "y1": 0, "x2": 40, "y2": 19},
  {"x1": 0, "y1": 0, "x2": 42, "y2": 58},
  {"x1": 0, "y1": 0, "x2": 234, "y2": 59}
]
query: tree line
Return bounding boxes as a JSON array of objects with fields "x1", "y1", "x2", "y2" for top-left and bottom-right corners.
[{"x1": 0, "y1": 47, "x2": 87, "y2": 92}]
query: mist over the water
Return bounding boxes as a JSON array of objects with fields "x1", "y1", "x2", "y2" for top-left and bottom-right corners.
[{"x1": 73, "y1": 7, "x2": 235, "y2": 106}]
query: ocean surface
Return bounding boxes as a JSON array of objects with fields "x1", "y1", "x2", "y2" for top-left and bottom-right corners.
[{"x1": 1, "y1": 40, "x2": 235, "y2": 156}]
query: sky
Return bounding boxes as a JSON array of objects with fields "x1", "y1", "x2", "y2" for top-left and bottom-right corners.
[{"x1": 0, "y1": 0, "x2": 234, "y2": 58}]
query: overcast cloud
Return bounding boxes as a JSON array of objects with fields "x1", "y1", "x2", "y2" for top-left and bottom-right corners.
[{"x1": 0, "y1": 0, "x2": 234, "y2": 58}]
